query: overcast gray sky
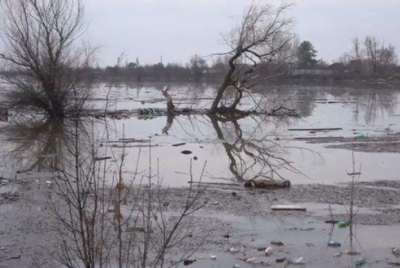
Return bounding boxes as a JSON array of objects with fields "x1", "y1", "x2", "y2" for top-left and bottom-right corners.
[{"x1": 82, "y1": 0, "x2": 400, "y2": 66}]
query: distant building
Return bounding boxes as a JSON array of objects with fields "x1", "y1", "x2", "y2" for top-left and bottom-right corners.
[
  {"x1": 328, "y1": 63, "x2": 345, "y2": 75},
  {"x1": 348, "y1": 60, "x2": 363, "y2": 73}
]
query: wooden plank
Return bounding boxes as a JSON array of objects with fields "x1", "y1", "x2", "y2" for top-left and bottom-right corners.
[
  {"x1": 188, "y1": 181, "x2": 240, "y2": 186},
  {"x1": 288, "y1": 128, "x2": 343, "y2": 132},
  {"x1": 271, "y1": 205, "x2": 307, "y2": 211}
]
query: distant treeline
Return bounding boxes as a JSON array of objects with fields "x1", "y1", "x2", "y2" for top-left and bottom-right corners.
[
  {"x1": 95, "y1": 63, "x2": 290, "y2": 83},
  {"x1": 91, "y1": 36, "x2": 400, "y2": 84}
]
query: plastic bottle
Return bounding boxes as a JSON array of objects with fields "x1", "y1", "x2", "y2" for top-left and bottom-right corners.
[
  {"x1": 327, "y1": 241, "x2": 341, "y2": 248},
  {"x1": 265, "y1": 247, "x2": 273, "y2": 256},
  {"x1": 337, "y1": 221, "x2": 349, "y2": 229},
  {"x1": 355, "y1": 258, "x2": 366, "y2": 266}
]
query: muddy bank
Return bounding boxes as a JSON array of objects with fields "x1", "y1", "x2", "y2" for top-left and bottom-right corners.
[
  {"x1": 1, "y1": 177, "x2": 400, "y2": 267},
  {"x1": 159, "y1": 182, "x2": 400, "y2": 225}
]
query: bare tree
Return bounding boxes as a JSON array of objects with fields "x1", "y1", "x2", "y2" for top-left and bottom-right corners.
[
  {"x1": 349, "y1": 38, "x2": 363, "y2": 61},
  {"x1": 209, "y1": 2, "x2": 294, "y2": 114},
  {"x1": 364, "y1": 36, "x2": 379, "y2": 75},
  {"x1": 363, "y1": 36, "x2": 397, "y2": 76},
  {"x1": 0, "y1": 0, "x2": 95, "y2": 119}
]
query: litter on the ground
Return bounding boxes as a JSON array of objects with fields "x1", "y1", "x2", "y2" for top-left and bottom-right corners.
[
  {"x1": 327, "y1": 241, "x2": 341, "y2": 248},
  {"x1": 265, "y1": 247, "x2": 273, "y2": 256},
  {"x1": 271, "y1": 205, "x2": 307, "y2": 211},
  {"x1": 271, "y1": 241, "x2": 284, "y2": 246},
  {"x1": 229, "y1": 247, "x2": 240, "y2": 253},
  {"x1": 392, "y1": 247, "x2": 400, "y2": 256},
  {"x1": 172, "y1": 143, "x2": 186, "y2": 147},
  {"x1": 355, "y1": 258, "x2": 366, "y2": 266},
  {"x1": 337, "y1": 221, "x2": 349, "y2": 228},
  {"x1": 289, "y1": 257, "x2": 305, "y2": 265},
  {"x1": 183, "y1": 259, "x2": 196, "y2": 266},
  {"x1": 245, "y1": 257, "x2": 257, "y2": 263}
]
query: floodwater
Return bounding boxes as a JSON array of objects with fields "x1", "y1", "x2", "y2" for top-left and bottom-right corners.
[
  {"x1": 1, "y1": 83, "x2": 400, "y2": 268},
  {"x1": 1, "y1": 83, "x2": 400, "y2": 186}
]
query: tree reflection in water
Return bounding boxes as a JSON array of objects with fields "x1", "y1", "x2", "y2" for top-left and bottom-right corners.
[
  {"x1": 161, "y1": 112, "x2": 316, "y2": 182},
  {"x1": 0, "y1": 117, "x2": 94, "y2": 175}
]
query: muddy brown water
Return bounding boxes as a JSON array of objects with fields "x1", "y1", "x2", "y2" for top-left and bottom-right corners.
[{"x1": 0, "y1": 84, "x2": 400, "y2": 267}]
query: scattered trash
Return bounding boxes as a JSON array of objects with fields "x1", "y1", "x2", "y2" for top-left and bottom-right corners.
[
  {"x1": 94, "y1": 156, "x2": 112, "y2": 161},
  {"x1": 265, "y1": 247, "x2": 273, "y2": 256},
  {"x1": 213, "y1": 202, "x2": 219, "y2": 205},
  {"x1": 233, "y1": 264, "x2": 241, "y2": 268},
  {"x1": 210, "y1": 255, "x2": 217, "y2": 260},
  {"x1": 137, "y1": 108, "x2": 163, "y2": 116},
  {"x1": 245, "y1": 257, "x2": 257, "y2": 263},
  {"x1": 223, "y1": 234, "x2": 231, "y2": 238},
  {"x1": 193, "y1": 156, "x2": 198, "y2": 160},
  {"x1": 288, "y1": 128, "x2": 342, "y2": 132},
  {"x1": 183, "y1": 259, "x2": 196, "y2": 266},
  {"x1": 45, "y1": 181, "x2": 53, "y2": 187},
  {"x1": 271, "y1": 205, "x2": 307, "y2": 211},
  {"x1": 276, "y1": 257, "x2": 286, "y2": 263},
  {"x1": 392, "y1": 247, "x2": 400, "y2": 256},
  {"x1": 327, "y1": 241, "x2": 341, "y2": 248},
  {"x1": 229, "y1": 247, "x2": 240, "y2": 253},
  {"x1": 181, "y1": 150, "x2": 193, "y2": 155},
  {"x1": 271, "y1": 241, "x2": 284, "y2": 246},
  {"x1": 357, "y1": 133, "x2": 367, "y2": 138},
  {"x1": 172, "y1": 143, "x2": 186, "y2": 147},
  {"x1": 337, "y1": 221, "x2": 349, "y2": 229},
  {"x1": 342, "y1": 250, "x2": 361, "y2": 256},
  {"x1": 355, "y1": 258, "x2": 366, "y2": 266},
  {"x1": 325, "y1": 220, "x2": 339, "y2": 224},
  {"x1": 257, "y1": 247, "x2": 267, "y2": 252},
  {"x1": 289, "y1": 257, "x2": 305, "y2": 265}
]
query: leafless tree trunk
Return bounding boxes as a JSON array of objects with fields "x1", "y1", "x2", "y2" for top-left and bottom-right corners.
[
  {"x1": 350, "y1": 38, "x2": 362, "y2": 60},
  {"x1": 364, "y1": 36, "x2": 379, "y2": 76},
  {"x1": 363, "y1": 36, "x2": 397, "y2": 76},
  {"x1": 209, "y1": 2, "x2": 294, "y2": 114},
  {"x1": 0, "y1": 0, "x2": 95, "y2": 119},
  {"x1": 161, "y1": 87, "x2": 175, "y2": 115}
]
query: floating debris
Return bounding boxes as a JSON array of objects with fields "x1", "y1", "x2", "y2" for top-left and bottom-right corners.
[
  {"x1": 288, "y1": 128, "x2": 342, "y2": 132},
  {"x1": 172, "y1": 143, "x2": 186, "y2": 147}
]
